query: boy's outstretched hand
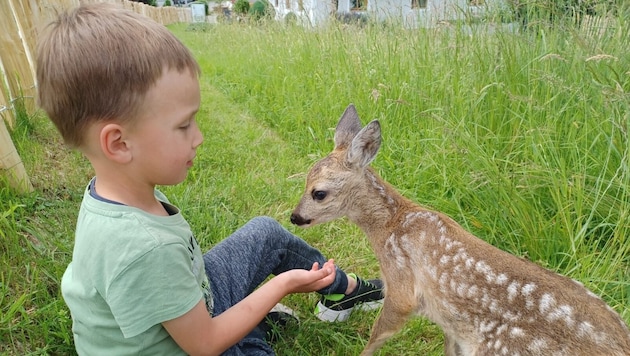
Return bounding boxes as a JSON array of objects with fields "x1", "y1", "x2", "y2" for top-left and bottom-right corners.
[
  {"x1": 163, "y1": 258, "x2": 338, "y2": 355},
  {"x1": 281, "y1": 259, "x2": 337, "y2": 294}
]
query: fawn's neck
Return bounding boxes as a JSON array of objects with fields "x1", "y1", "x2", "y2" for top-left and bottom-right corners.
[{"x1": 348, "y1": 167, "x2": 417, "y2": 236}]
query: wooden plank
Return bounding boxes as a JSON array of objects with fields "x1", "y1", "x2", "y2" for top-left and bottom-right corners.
[
  {"x1": 0, "y1": 117, "x2": 33, "y2": 193},
  {"x1": 0, "y1": 0, "x2": 36, "y2": 115}
]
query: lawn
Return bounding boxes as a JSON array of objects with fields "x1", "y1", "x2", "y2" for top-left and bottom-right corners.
[{"x1": 2, "y1": 12, "x2": 630, "y2": 355}]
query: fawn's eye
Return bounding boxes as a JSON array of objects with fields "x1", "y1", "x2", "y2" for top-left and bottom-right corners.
[{"x1": 312, "y1": 190, "x2": 327, "y2": 201}]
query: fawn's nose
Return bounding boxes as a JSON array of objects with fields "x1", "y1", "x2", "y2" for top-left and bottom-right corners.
[{"x1": 290, "y1": 213, "x2": 311, "y2": 226}]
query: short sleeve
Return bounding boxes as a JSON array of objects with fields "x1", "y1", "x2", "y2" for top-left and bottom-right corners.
[{"x1": 107, "y1": 242, "x2": 203, "y2": 338}]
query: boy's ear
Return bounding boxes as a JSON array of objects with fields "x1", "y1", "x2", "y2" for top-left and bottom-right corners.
[{"x1": 100, "y1": 123, "x2": 132, "y2": 163}]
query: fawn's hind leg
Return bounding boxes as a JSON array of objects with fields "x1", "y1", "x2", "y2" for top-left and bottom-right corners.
[{"x1": 360, "y1": 296, "x2": 414, "y2": 356}]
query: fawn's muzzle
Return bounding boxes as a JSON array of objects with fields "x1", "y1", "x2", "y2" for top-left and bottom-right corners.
[{"x1": 290, "y1": 213, "x2": 311, "y2": 226}]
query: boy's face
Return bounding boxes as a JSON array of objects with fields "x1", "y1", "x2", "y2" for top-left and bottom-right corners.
[{"x1": 126, "y1": 68, "x2": 203, "y2": 186}]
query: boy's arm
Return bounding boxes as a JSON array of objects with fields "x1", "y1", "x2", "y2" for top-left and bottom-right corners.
[{"x1": 163, "y1": 259, "x2": 336, "y2": 356}]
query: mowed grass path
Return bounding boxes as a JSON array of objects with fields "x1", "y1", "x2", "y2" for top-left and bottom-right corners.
[
  {"x1": 2, "y1": 76, "x2": 396, "y2": 355},
  {"x1": 163, "y1": 79, "x2": 406, "y2": 356}
]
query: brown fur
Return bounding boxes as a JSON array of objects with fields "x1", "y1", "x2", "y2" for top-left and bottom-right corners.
[{"x1": 291, "y1": 104, "x2": 630, "y2": 356}]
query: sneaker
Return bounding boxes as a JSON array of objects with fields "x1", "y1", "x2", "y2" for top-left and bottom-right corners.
[
  {"x1": 314, "y1": 274, "x2": 384, "y2": 322},
  {"x1": 258, "y1": 303, "x2": 300, "y2": 344}
]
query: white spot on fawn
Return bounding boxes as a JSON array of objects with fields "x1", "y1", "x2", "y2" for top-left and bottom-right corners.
[
  {"x1": 385, "y1": 234, "x2": 407, "y2": 269},
  {"x1": 479, "y1": 320, "x2": 498, "y2": 333},
  {"x1": 426, "y1": 263, "x2": 438, "y2": 281},
  {"x1": 453, "y1": 248, "x2": 467, "y2": 262},
  {"x1": 510, "y1": 327, "x2": 526, "y2": 338},
  {"x1": 475, "y1": 260, "x2": 500, "y2": 284},
  {"x1": 465, "y1": 257, "x2": 476, "y2": 269},
  {"x1": 528, "y1": 338, "x2": 548, "y2": 353},
  {"x1": 496, "y1": 273, "x2": 508, "y2": 285},
  {"x1": 547, "y1": 305, "x2": 574, "y2": 327},
  {"x1": 439, "y1": 273, "x2": 450, "y2": 293},
  {"x1": 507, "y1": 281, "x2": 520, "y2": 302},
  {"x1": 539, "y1": 293, "x2": 556, "y2": 314},
  {"x1": 522, "y1": 283, "x2": 537, "y2": 309},
  {"x1": 440, "y1": 255, "x2": 451, "y2": 266},
  {"x1": 403, "y1": 212, "x2": 420, "y2": 228},
  {"x1": 503, "y1": 310, "x2": 520, "y2": 322},
  {"x1": 496, "y1": 324, "x2": 508, "y2": 336},
  {"x1": 578, "y1": 321, "x2": 594, "y2": 337},
  {"x1": 456, "y1": 283, "x2": 468, "y2": 297}
]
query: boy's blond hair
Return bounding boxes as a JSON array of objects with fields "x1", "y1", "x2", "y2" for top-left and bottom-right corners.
[{"x1": 36, "y1": 2, "x2": 201, "y2": 148}]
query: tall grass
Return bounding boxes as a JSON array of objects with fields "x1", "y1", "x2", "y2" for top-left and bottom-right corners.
[
  {"x1": 174, "y1": 14, "x2": 630, "y2": 352},
  {"x1": 1, "y1": 107, "x2": 82, "y2": 354},
  {"x1": 2, "y1": 12, "x2": 629, "y2": 355}
]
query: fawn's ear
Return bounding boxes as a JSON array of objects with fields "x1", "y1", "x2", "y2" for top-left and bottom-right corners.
[
  {"x1": 347, "y1": 120, "x2": 381, "y2": 168},
  {"x1": 334, "y1": 104, "x2": 363, "y2": 150}
]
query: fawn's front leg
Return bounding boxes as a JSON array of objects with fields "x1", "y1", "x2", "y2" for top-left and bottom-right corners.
[
  {"x1": 444, "y1": 333, "x2": 465, "y2": 356},
  {"x1": 360, "y1": 296, "x2": 414, "y2": 356}
]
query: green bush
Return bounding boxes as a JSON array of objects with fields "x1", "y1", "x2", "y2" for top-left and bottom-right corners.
[
  {"x1": 509, "y1": 0, "x2": 626, "y2": 29},
  {"x1": 233, "y1": 0, "x2": 250, "y2": 15},
  {"x1": 248, "y1": 0, "x2": 270, "y2": 20},
  {"x1": 284, "y1": 11, "x2": 297, "y2": 25}
]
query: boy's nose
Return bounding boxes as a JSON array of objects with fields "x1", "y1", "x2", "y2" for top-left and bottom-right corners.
[
  {"x1": 192, "y1": 122, "x2": 204, "y2": 148},
  {"x1": 193, "y1": 131, "x2": 204, "y2": 148}
]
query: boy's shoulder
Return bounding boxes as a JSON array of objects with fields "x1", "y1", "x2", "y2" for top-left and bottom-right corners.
[{"x1": 75, "y1": 183, "x2": 192, "y2": 252}]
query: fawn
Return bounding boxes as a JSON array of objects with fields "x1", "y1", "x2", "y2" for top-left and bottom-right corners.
[{"x1": 290, "y1": 104, "x2": 630, "y2": 355}]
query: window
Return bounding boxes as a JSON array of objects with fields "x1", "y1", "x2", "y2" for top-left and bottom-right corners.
[
  {"x1": 411, "y1": 0, "x2": 427, "y2": 9},
  {"x1": 351, "y1": 0, "x2": 365, "y2": 10}
]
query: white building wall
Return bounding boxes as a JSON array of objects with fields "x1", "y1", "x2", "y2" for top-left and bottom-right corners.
[
  {"x1": 279, "y1": 0, "x2": 507, "y2": 28},
  {"x1": 338, "y1": 0, "x2": 351, "y2": 13}
]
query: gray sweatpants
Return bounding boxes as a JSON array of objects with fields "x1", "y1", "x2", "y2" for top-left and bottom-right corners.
[{"x1": 202, "y1": 216, "x2": 350, "y2": 355}]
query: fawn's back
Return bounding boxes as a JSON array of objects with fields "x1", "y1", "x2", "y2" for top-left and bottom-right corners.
[
  {"x1": 387, "y1": 205, "x2": 630, "y2": 355},
  {"x1": 291, "y1": 104, "x2": 630, "y2": 355}
]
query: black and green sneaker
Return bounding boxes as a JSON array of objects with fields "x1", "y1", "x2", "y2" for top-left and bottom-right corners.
[
  {"x1": 259, "y1": 304, "x2": 299, "y2": 344},
  {"x1": 314, "y1": 274, "x2": 384, "y2": 322}
]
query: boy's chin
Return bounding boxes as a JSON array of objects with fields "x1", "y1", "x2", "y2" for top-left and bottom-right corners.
[{"x1": 160, "y1": 175, "x2": 190, "y2": 186}]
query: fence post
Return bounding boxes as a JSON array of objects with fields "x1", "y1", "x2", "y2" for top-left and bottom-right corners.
[
  {"x1": 0, "y1": 116, "x2": 33, "y2": 193},
  {"x1": 0, "y1": 0, "x2": 34, "y2": 192}
]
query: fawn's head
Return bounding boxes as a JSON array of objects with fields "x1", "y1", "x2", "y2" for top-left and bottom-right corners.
[{"x1": 291, "y1": 104, "x2": 381, "y2": 227}]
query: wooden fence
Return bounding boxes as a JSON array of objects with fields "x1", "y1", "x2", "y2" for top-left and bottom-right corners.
[{"x1": 0, "y1": 0, "x2": 192, "y2": 193}]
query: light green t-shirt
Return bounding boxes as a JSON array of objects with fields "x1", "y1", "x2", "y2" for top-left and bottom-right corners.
[{"x1": 61, "y1": 182, "x2": 213, "y2": 355}]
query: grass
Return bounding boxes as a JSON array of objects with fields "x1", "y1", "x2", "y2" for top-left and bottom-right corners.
[{"x1": 2, "y1": 11, "x2": 630, "y2": 355}]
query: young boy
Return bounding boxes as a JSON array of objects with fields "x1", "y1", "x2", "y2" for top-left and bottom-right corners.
[{"x1": 36, "y1": 3, "x2": 383, "y2": 355}]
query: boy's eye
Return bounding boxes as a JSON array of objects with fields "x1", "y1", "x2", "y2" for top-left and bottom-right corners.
[{"x1": 179, "y1": 117, "x2": 197, "y2": 130}]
